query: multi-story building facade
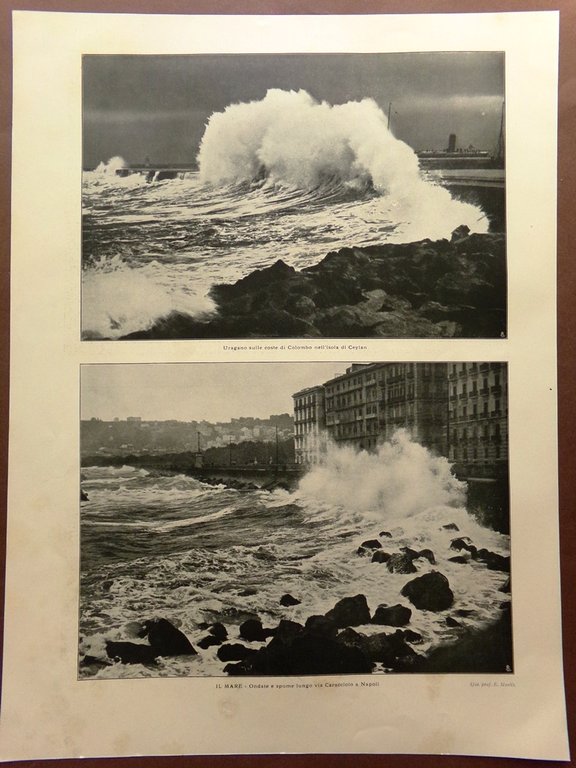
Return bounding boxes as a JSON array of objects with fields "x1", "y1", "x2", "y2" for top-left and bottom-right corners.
[
  {"x1": 293, "y1": 385, "x2": 326, "y2": 464},
  {"x1": 447, "y1": 362, "x2": 508, "y2": 478},
  {"x1": 292, "y1": 362, "x2": 508, "y2": 479},
  {"x1": 322, "y1": 363, "x2": 448, "y2": 455}
]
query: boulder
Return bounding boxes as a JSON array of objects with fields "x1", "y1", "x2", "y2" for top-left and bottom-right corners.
[
  {"x1": 105, "y1": 641, "x2": 157, "y2": 665},
  {"x1": 401, "y1": 571, "x2": 454, "y2": 612},
  {"x1": 304, "y1": 615, "x2": 338, "y2": 640},
  {"x1": 446, "y1": 616, "x2": 461, "y2": 627},
  {"x1": 360, "y1": 539, "x2": 382, "y2": 550},
  {"x1": 416, "y1": 548, "x2": 436, "y2": 565},
  {"x1": 139, "y1": 618, "x2": 196, "y2": 656},
  {"x1": 379, "y1": 531, "x2": 393, "y2": 538},
  {"x1": 325, "y1": 595, "x2": 371, "y2": 628},
  {"x1": 473, "y1": 549, "x2": 510, "y2": 572},
  {"x1": 197, "y1": 635, "x2": 223, "y2": 649},
  {"x1": 371, "y1": 550, "x2": 391, "y2": 564},
  {"x1": 450, "y1": 537, "x2": 477, "y2": 556},
  {"x1": 448, "y1": 555, "x2": 470, "y2": 564},
  {"x1": 239, "y1": 618, "x2": 270, "y2": 642},
  {"x1": 217, "y1": 643, "x2": 255, "y2": 662},
  {"x1": 280, "y1": 593, "x2": 301, "y2": 607},
  {"x1": 386, "y1": 553, "x2": 418, "y2": 574},
  {"x1": 371, "y1": 603, "x2": 412, "y2": 627},
  {"x1": 361, "y1": 631, "x2": 421, "y2": 670},
  {"x1": 208, "y1": 622, "x2": 228, "y2": 641},
  {"x1": 442, "y1": 523, "x2": 460, "y2": 531}
]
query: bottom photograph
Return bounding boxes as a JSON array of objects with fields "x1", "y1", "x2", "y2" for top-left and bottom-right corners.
[{"x1": 79, "y1": 361, "x2": 511, "y2": 679}]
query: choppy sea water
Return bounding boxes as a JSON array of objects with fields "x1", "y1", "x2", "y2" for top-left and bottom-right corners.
[
  {"x1": 82, "y1": 89, "x2": 489, "y2": 339},
  {"x1": 79, "y1": 434, "x2": 510, "y2": 679}
]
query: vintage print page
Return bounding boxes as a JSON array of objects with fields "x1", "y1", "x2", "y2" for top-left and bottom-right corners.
[{"x1": 2, "y1": 10, "x2": 568, "y2": 762}]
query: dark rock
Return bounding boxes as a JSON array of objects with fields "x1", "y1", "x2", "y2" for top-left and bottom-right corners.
[
  {"x1": 80, "y1": 654, "x2": 111, "y2": 670},
  {"x1": 442, "y1": 523, "x2": 460, "y2": 531},
  {"x1": 379, "y1": 531, "x2": 393, "y2": 538},
  {"x1": 325, "y1": 595, "x2": 371, "y2": 628},
  {"x1": 238, "y1": 588, "x2": 258, "y2": 597},
  {"x1": 451, "y1": 224, "x2": 471, "y2": 243},
  {"x1": 223, "y1": 622, "x2": 372, "y2": 676},
  {"x1": 361, "y1": 631, "x2": 422, "y2": 670},
  {"x1": 139, "y1": 618, "x2": 196, "y2": 656},
  {"x1": 217, "y1": 643, "x2": 256, "y2": 662},
  {"x1": 400, "y1": 546, "x2": 435, "y2": 565},
  {"x1": 80, "y1": 489, "x2": 89, "y2": 501},
  {"x1": 336, "y1": 627, "x2": 367, "y2": 650},
  {"x1": 450, "y1": 537, "x2": 477, "y2": 556},
  {"x1": 272, "y1": 619, "x2": 304, "y2": 643},
  {"x1": 416, "y1": 548, "x2": 436, "y2": 565},
  {"x1": 371, "y1": 604, "x2": 412, "y2": 627},
  {"x1": 446, "y1": 616, "x2": 461, "y2": 627},
  {"x1": 499, "y1": 578, "x2": 511, "y2": 594},
  {"x1": 412, "y1": 604, "x2": 513, "y2": 674},
  {"x1": 386, "y1": 553, "x2": 418, "y2": 574},
  {"x1": 304, "y1": 615, "x2": 338, "y2": 640},
  {"x1": 371, "y1": 550, "x2": 391, "y2": 563},
  {"x1": 473, "y1": 549, "x2": 510, "y2": 572},
  {"x1": 360, "y1": 539, "x2": 382, "y2": 550},
  {"x1": 208, "y1": 622, "x2": 228, "y2": 641},
  {"x1": 122, "y1": 231, "x2": 506, "y2": 340},
  {"x1": 401, "y1": 571, "x2": 455, "y2": 611},
  {"x1": 105, "y1": 641, "x2": 157, "y2": 665},
  {"x1": 448, "y1": 556, "x2": 470, "y2": 564},
  {"x1": 399, "y1": 629, "x2": 424, "y2": 644},
  {"x1": 280, "y1": 593, "x2": 301, "y2": 607},
  {"x1": 239, "y1": 618, "x2": 269, "y2": 642},
  {"x1": 455, "y1": 609, "x2": 475, "y2": 617},
  {"x1": 197, "y1": 635, "x2": 223, "y2": 649}
]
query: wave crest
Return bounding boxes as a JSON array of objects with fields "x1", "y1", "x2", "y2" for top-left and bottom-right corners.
[{"x1": 197, "y1": 89, "x2": 418, "y2": 195}]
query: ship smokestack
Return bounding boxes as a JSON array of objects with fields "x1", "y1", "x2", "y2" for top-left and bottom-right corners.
[{"x1": 447, "y1": 133, "x2": 457, "y2": 152}]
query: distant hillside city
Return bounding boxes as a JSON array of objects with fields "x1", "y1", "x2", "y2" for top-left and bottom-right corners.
[{"x1": 81, "y1": 414, "x2": 294, "y2": 458}]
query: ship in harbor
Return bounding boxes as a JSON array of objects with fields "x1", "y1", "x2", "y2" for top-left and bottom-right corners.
[
  {"x1": 417, "y1": 131, "x2": 504, "y2": 170},
  {"x1": 417, "y1": 104, "x2": 505, "y2": 170}
]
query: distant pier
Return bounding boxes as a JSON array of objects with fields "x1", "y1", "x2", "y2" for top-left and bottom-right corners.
[{"x1": 115, "y1": 165, "x2": 197, "y2": 182}]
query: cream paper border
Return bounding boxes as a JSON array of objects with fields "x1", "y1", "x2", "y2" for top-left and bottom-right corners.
[{"x1": 3, "y1": 10, "x2": 568, "y2": 762}]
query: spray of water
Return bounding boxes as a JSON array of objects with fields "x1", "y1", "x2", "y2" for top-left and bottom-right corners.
[
  {"x1": 197, "y1": 89, "x2": 488, "y2": 235},
  {"x1": 298, "y1": 429, "x2": 466, "y2": 519},
  {"x1": 81, "y1": 256, "x2": 216, "y2": 339}
]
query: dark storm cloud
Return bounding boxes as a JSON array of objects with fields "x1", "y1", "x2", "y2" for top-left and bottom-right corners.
[{"x1": 83, "y1": 52, "x2": 504, "y2": 168}]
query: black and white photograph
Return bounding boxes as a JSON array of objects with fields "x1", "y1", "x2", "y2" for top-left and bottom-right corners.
[
  {"x1": 82, "y1": 53, "x2": 506, "y2": 341},
  {"x1": 80, "y1": 362, "x2": 511, "y2": 679}
]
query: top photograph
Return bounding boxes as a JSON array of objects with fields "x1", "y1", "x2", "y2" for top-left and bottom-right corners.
[{"x1": 81, "y1": 52, "x2": 506, "y2": 341}]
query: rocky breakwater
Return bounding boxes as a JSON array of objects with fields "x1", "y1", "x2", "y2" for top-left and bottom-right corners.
[
  {"x1": 80, "y1": 525, "x2": 512, "y2": 676},
  {"x1": 123, "y1": 226, "x2": 506, "y2": 339}
]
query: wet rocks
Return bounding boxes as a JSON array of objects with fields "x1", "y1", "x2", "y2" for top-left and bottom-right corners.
[
  {"x1": 371, "y1": 550, "x2": 391, "y2": 564},
  {"x1": 371, "y1": 603, "x2": 412, "y2": 627},
  {"x1": 360, "y1": 539, "x2": 382, "y2": 550},
  {"x1": 325, "y1": 594, "x2": 371, "y2": 628},
  {"x1": 105, "y1": 641, "x2": 158, "y2": 665},
  {"x1": 280, "y1": 593, "x2": 301, "y2": 606},
  {"x1": 122, "y1": 230, "x2": 506, "y2": 340},
  {"x1": 239, "y1": 618, "x2": 273, "y2": 642},
  {"x1": 401, "y1": 571, "x2": 455, "y2": 612},
  {"x1": 474, "y1": 549, "x2": 510, "y2": 572},
  {"x1": 386, "y1": 553, "x2": 418, "y2": 574},
  {"x1": 217, "y1": 643, "x2": 255, "y2": 662},
  {"x1": 138, "y1": 618, "x2": 196, "y2": 656}
]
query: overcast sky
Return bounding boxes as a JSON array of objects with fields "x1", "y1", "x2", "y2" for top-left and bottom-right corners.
[
  {"x1": 81, "y1": 362, "x2": 350, "y2": 422},
  {"x1": 83, "y1": 52, "x2": 504, "y2": 168}
]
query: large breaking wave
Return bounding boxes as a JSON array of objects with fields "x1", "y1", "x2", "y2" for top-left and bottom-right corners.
[{"x1": 197, "y1": 88, "x2": 487, "y2": 232}]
